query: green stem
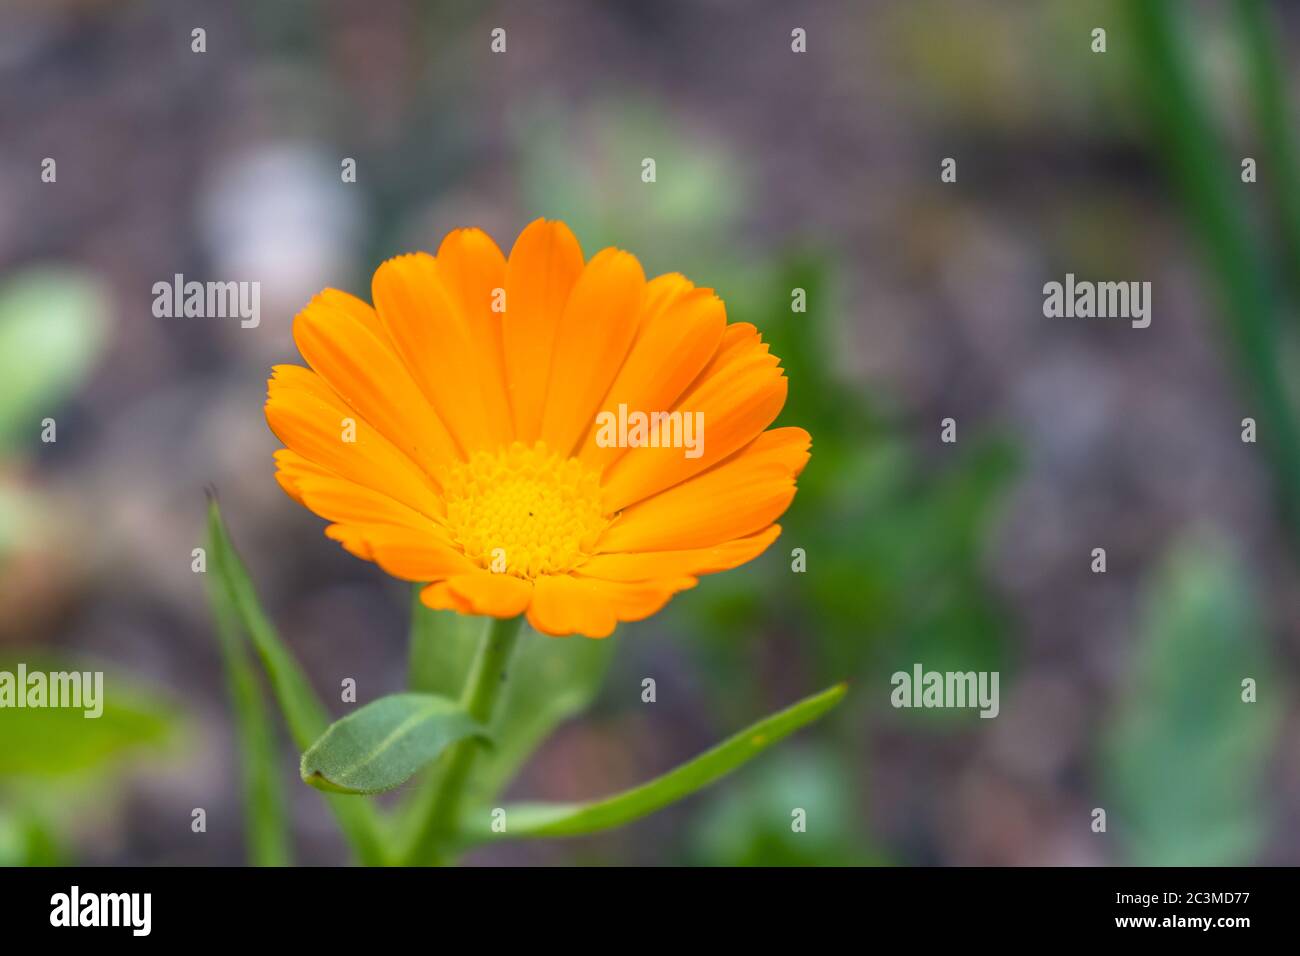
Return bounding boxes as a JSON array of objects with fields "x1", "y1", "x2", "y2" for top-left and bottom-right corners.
[{"x1": 403, "y1": 614, "x2": 524, "y2": 865}]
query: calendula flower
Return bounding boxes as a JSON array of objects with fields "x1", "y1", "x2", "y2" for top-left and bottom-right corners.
[{"x1": 266, "y1": 219, "x2": 809, "y2": 637}]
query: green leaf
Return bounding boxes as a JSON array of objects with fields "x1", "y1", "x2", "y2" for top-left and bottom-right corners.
[
  {"x1": 302, "y1": 693, "x2": 488, "y2": 795},
  {"x1": 1102, "y1": 534, "x2": 1282, "y2": 865},
  {"x1": 0, "y1": 266, "x2": 110, "y2": 454},
  {"x1": 463, "y1": 682, "x2": 847, "y2": 843},
  {"x1": 206, "y1": 498, "x2": 387, "y2": 865}
]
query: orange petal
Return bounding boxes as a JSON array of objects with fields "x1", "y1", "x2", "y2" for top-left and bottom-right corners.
[
  {"x1": 599, "y1": 322, "x2": 788, "y2": 512},
  {"x1": 435, "y1": 229, "x2": 515, "y2": 445},
  {"x1": 576, "y1": 284, "x2": 727, "y2": 472},
  {"x1": 569, "y1": 574, "x2": 698, "y2": 622},
  {"x1": 447, "y1": 571, "x2": 533, "y2": 617},
  {"x1": 637, "y1": 273, "x2": 696, "y2": 330},
  {"x1": 265, "y1": 366, "x2": 444, "y2": 519},
  {"x1": 538, "y1": 247, "x2": 646, "y2": 457},
  {"x1": 311, "y1": 287, "x2": 394, "y2": 348},
  {"x1": 293, "y1": 291, "x2": 460, "y2": 477},
  {"x1": 597, "y1": 428, "x2": 809, "y2": 553},
  {"x1": 274, "y1": 448, "x2": 332, "y2": 505},
  {"x1": 325, "y1": 524, "x2": 476, "y2": 580},
  {"x1": 419, "y1": 580, "x2": 473, "y2": 614},
  {"x1": 435, "y1": 228, "x2": 508, "y2": 320},
  {"x1": 274, "y1": 449, "x2": 449, "y2": 536},
  {"x1": 502, "y1": 219, "x2": 585, "y2": 443},
  {"x1": 527, "y1": 574, "x2": 619, "y2": 638},
  {"x1": 576, "y1": 525, "x2": 781, "y2": 582},
  {"x1": 371, "y1": 253, "x2": 504, "y2": 453}
]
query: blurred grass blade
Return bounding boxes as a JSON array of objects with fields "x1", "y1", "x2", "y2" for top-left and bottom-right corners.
[
  {"x1": 207, "y1": 500, "x2": 331, "y2": 742},
  {"x1": 1126, "y1": 0, "x2": 1300, "y2": 540},
  {"x1": 207, "y1": 567, "x2": 290, "y2": 866},
  {"x1": 301, "y1": 693, "x2": 488, "y2": 795},
  {"x1": 1236, "y1": 0, "x2": 1300, "y2": 300},
  {"x1": 462, "y1": 682, "x2": 847, "y2": 843},
  {"x1": 206, "y1": 498, "x2": 387, "y2": 865}
]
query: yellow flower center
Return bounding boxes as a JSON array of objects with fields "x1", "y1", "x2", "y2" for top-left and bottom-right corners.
[{"x1": 440, "y1": 442, "x2": 608, "y2": 578}]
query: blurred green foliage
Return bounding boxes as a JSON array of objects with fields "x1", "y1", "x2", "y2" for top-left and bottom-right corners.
[
  {"x1": 1102, "y1": 534, "x2": 1281, "y2": 865},
  {"x1": 0, "y1": 265, "x2": 170, "y2": 866},
  {"x1": 516, "y1": 97, "x2": 748, "y2": 282},
  {"x1": 0, "y1": 655, "x2": 178, "y2": 866},
  {"x1": 690, "y1": 745, "x2": 877, "y2": 866},
  {"x1": 0, "y1": 265, "x2": 111, "y2": 561},
  {"x1": 0, "y1": 667, "x2": 173, "y2": 778},
  {"x1": 0, "y1": 266, "x2": 109, "y2": 458}
]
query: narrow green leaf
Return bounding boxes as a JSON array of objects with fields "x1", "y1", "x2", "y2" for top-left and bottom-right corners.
[
  {"x1": 205, "y1": 498, "x2": 386, "y2": 865},
  {"x1": 207, "y1": 501, "x2": 330, "y2": 743},
  {"x1": 206, "y1": 567, "x2": 291, "y2": 866},
  {"x1": 302, "y1": 693, "x2": 488, "y2": 795},
  {"x1": 463, "y1": 682, "x2": 847, "y2": 843}
]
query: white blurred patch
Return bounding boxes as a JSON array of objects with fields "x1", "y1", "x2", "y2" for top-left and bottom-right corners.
[{"x1": 197, "y1": 142, "x2": 366, "y2": 351}]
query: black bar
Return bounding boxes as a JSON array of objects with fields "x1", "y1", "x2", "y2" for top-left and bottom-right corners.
[{"x1": 0, "y1": 866, "x2": 1283, "y2": 941}]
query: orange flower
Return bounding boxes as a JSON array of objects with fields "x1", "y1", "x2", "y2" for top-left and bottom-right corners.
[{"x1": 266, "y1": 220, "x2": 809, "y2": 637}]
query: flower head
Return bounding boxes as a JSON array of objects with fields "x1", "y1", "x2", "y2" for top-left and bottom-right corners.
[{"x1": 266, "y1": 219, "x2": 809, "y2": 637}]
